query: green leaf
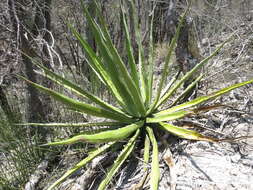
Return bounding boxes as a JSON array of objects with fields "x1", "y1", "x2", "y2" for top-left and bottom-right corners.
[
  {"x1": 69, "y1": 25, "x2": 133, "y2": 113},
  {"x1": 45, "y1": 121, "x2": 144, "y2": 145},
  {"x1": 98, "y1": 129, "x2": 140, "y2": 190},
  {"x1": 156, "y1": 36, "x2": 233, "y2": 108},
  {"x1": 32, "y1": 59, "x2": 128, "y2": 117},
  {"x1": 47, "y1": 142, "x2": 115, "y2": 190},
  {"x1": 148, "y1": 6, "x2": 189, "y2": 114},
  {"x1": 16, "y1": 121, "x2": 125, "y2": 127},
  {"x1": 19, "y1": 76, "x2": 133, "y2": 122},
  {"x1": 120, "y1": 4, "x2": 139, "y2": 88},
  {"x1": 148, "y1": 104, "x2": 226, "y2": 123},
  {"x1": 83, "y1": 2, "x2": 146, "y2": 116},
  {"x1": 146, "y1": 110, "x2": 190, "y2": 123},
  {"x1": 155, "y1": 78, "x2": 253, "y2": 117},
  {"x1": 160, "y1": 71, "x2": 180, "y2": 98},
  {"x1": 143, "y1": 134, "x2": 150, "y2": 170},
  {"x1": 70, "y1": 23, "x2": 138, "y2": 116},
  {"x1": 146, "y1": 127, "x2": 160, "y2": 190},
  {"x1": 146, "y1": 3, "x2": 156, "y2": 106},
  {"x1": 170, "y1": 74, "x2": 203, "y2": 106},
  {"x1": 128, "y1": 0, "x2": 146, "y2": 101},
  {"x1": 159, "y1": 122, "x2": 217, "y2": 142}
]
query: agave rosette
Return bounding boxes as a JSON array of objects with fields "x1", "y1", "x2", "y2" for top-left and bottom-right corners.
[{"x1": 19, "y1": 1, "x2": 253, "y2": 190}]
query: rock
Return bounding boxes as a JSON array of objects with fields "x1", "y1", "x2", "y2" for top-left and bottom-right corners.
[
  {"x1": 160, "y1": 141, "x2": 253, "y2": 190},
  {"x1": 231, "y1": 51, "x2": 238, "y2": 58},
  {"x1": 202, "y1": 38, "x2": 209, "y2": 46}
]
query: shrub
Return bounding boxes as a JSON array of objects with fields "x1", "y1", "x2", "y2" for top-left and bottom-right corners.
[{"x1": 19, "y1": 1, "x2": 253, "y2": 189}]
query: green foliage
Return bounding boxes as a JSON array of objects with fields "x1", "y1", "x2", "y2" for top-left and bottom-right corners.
[
  {"x1": 0, "y1": 114, "x2": 41, "y2": 189},
  {"x1": 19, "y1": 1, "x2": 253, "y2": 189}
]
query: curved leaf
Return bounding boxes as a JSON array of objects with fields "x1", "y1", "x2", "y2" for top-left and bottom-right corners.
[
  {"x1": 19, "y1": 76, "x2": 133, "y2": 122},
  {"x1": 47, "y1": 142, "x2": 115, "y2": 190},
  {"x1": 170, "y1": 74, "x2": 203, "y2": 106},
  {"x1": 156, "y1": 35, "x2": 233, "y2": 109},
  {"x1": 155, "y1": 78, "x2": 253, "y2": 116},
  {"x1": 146, "y1": 3, "x2": 156, "y2": 106},
  {"x1": 159, "y1": 122, "x2": 217, "y2": 142},
  {"x1": 32, "y1": 59, "x2": 128, "y2": 117},
  {"x1": 45, "y1": 121, "x2": 144, "y2": 145},
  {"x1": 120, "y1": 4, "x2": 139, "y2": 88},
  {"x1": 143, "y1": 134, "x2": 150, "y2": 170},
  {"x1": 97, "y1": 1, "x2": 145, "y2": 115},
  {"x1": 148, "y1": 104, "x2": 226, "y2": 123},
  {"x1": 128, "y1": 0, "x2": 146, "y2": 103},
  {"x1": 69, "y1": 25, "x2": 133, "y2": 113},
  {"x1": 98, "y1": 129, "x2": 140, "y2": 190},
  {"x1": 147, "y1": 110, "x2": 190, "y2": 123},
  {"x1": 16, "y1": 121, "x2": 125, "y2": 127},
  {"x1": 82, "y1": 2, "x2": 145, "y2": 116},
  {"x1": 146, "y1": 127, "x2": 159, "y2": 190}
]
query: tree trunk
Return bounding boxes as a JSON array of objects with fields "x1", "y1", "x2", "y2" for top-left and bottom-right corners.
[
  {"x1": 8, "y1": 0, "x2": 52, "y2": 141},
  {"x1": 0, "y1": 86, "x2": 17, "y2": 122},
  {"x1": 33, "y1": 0, "x2": 54, "y2": 122}
]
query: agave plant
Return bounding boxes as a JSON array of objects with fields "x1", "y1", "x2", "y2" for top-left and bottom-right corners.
[{"x1": 19, "y1": 1, "x2": 253, "y2": 190}]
